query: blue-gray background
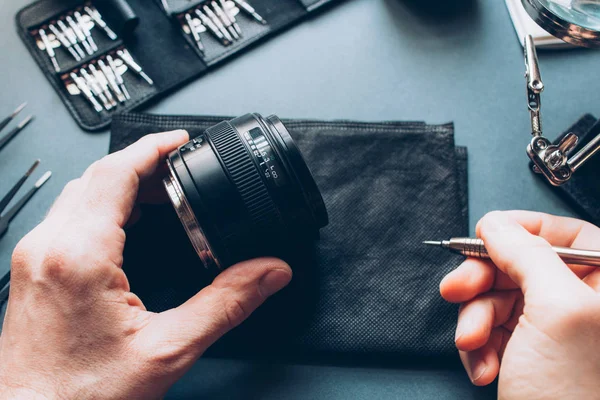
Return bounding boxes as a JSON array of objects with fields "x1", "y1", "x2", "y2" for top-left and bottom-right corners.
[{"x1": 1, "y1": 0, "x2": 598, "y2": 398}]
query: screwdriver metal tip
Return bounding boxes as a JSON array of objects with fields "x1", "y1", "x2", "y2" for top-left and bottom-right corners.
[
  {"x1": 423, "y1": 241, "x2": 442, "y2": 246},
  {"x1": 17, "y1": 115, "x2": 34, "y2": 130},
  {"x1": 11, "y1": 102, "x2": 27, "y2": 118},
  {"x1": 35, "y1": 171, "x2": 52, "y2": 188},
  {"x1": 26, "y1": 160, "x2": 41, "y2": 177}
]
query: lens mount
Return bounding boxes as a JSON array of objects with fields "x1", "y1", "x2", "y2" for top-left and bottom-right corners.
[{"x1": 164, "y1": 158, "x2": 221, "y2": 270}]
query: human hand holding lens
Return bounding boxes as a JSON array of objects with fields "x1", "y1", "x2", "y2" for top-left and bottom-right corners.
[{"x1": 0, "y1": 130, "x2": 292, "y2": 399}]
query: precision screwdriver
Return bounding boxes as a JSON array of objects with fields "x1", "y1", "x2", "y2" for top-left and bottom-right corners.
[{"x1": 424, "y1": 238, "x2": 600, "y2": 267}]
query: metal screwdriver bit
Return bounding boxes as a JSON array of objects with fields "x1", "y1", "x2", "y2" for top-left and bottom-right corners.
[
  {"x1": 48, "y1": 23, "x2": 81, "y2": 61},
  {"x1": 74, "y1": 11, "x2": 98, "y2": 52},
  {"x1": 232, "y1": 0, "x2": 267, "y2": 24},
  {"x1": 38, "y1": 29, "x2": 60, "y2": 72},
  {"x1": 203, "y1": 5, "x2": 234, "y2": 44},
  {"x1": 185, "y1": 13, "x2": 205, "y2": 53},
  {"x1": 195, "y1": 9, "x2": 228, "y2": 45},
  {"x1": 212, "y1": 2, "x2": 239, "y2": 40},
  {"x1": 219, "y1": 0, "x2": 242, "y2": 36},
  {"x1": 117, "y1": 49, "x2": 154, "y2": 86},
  {"x1": 57, "y1": 19, "x2": 86, "y2": 59},
  {"x1": 106, "y1": 55, "x2": 130, "y2": 100},
  {"x1": 70, "y1": 72, "x2": 103, "y2": 113}
]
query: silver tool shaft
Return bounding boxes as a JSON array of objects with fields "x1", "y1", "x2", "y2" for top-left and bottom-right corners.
[
  {"x1": 66, "y1": 15, "x2": 93, "y2": 55},
  {"x1": 107, "y1": 55, "x2": 130, "y2": 100},
  {"x1": 85, "y1": 6, "x2": 118, "y2": 40},
  {"x1": 118, "y1": 49, "x2": 154, "y2": 85},
  {"x1": 39, "y1": 29, "x2": 60, "y2": 72},
  {"x1": 231, "y1": 0, "x2": 267, "y2": 24},
  {"x1": 204, "y1": 5, "x2": 234, "y2": 44},
  {"x1": 185, "y1": 13, "x2": 205, "y2": 52},
  {"x1": 424, "y1": 238, "x2": 600, "y2": 267},
  {"x1": 75, "y1": 11, "x2": 98, "y2": 52},
  {"x1": 212, "y1": 2, "x2": 239, "y2": 40},
  {"x1": 57, "y1": 20, "x2": 86, "y2": 59},
  {"x1": 196, "y1": 9, "x2": 227, "y2": 44},
  {"x1": 49, "y1": 23, "x2": 81, "y2": 61},
  {"x1": 70, "y1": 72, "x2": 103, "y2": 112},
  {"x1": 220, "y1": 0, "x2": 242, "y2": 36},
  {"x1": 568, "y1": 133, "x2": 600, "y2": 173}
]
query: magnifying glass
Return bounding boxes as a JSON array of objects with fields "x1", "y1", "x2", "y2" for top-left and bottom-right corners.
[{"x1": 522, "y1": 0, "x2": 600, "y2": 47}]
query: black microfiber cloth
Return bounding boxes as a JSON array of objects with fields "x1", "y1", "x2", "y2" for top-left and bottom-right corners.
[
  {"x1": 109, "y1": 113, "x2": 469, "y2": 362},
  {"x1": 530, "y1": 114, "x2": 600, "y2": 226}
]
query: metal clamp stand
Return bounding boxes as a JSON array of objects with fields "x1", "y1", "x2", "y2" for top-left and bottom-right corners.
[{"x1": 524, "y1": 35, "x2": 600, "y2": 186}]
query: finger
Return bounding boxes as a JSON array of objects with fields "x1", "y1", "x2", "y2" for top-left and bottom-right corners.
[
  {"x1": 476, "y1": 211, "x2": 583, "y2": 295},
  {"x1": 143, "y1": 258, "x2": 292, "y2": 361},
  {"x1": 441, "y1": 258, "x2": 516, "y2": 303},
  {"x1": 455, "y1": 291, "x2": 519, "y2": 352},
  {"x1": 583, "y1": 270, "x2": 600, "y2": 292},
  {"x1": 480, "y1": 211, "x2": 600, "y2": 279},
  {"x1": 459, "y1": 327, "x2": 509, "y2": 386},
  {"x1": 54, "y1": 130, "x2": 188, "y2": 227},
  {"x1": 124, "y1": 292, "x2": 147, "y2": 311}
]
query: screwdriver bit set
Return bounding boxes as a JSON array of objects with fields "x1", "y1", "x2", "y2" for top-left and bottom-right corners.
[
  {"x1": 18, "y1": 0, "x2": 339, "y2": 130},
  {"x1": 62, "y1": 47, "x2": 153, "y2": 114},
  {"x1": 177, "y1": 0, "x2": 267, "y2": 56},
  {"x1": 32, "y1": 4, "x2": 118, "y2": 72}
]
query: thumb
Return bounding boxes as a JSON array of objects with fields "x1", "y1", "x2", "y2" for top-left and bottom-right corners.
[
  {"x1": 142, "y1": 258, "x2": 292, "y2": 362},
  {"x1": 477, "y1": 211, "x2": 581, "y2": 296}
]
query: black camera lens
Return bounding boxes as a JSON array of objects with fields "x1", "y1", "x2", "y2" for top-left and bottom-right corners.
[{"x1": 163, "y1": 113, "x2": 328, "y2": 271}]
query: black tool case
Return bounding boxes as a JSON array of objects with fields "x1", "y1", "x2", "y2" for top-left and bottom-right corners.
[{"x1": 16, "y1": 0, "x2": 339, "y2": 131}]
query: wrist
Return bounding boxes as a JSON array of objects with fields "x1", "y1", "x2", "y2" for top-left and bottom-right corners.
[
  {"x1": 0, "y1": 373, "x2": 60, "y2": 400},
  {"x1": 0, "y1": 384, "x2": 53, "y2": 400}
]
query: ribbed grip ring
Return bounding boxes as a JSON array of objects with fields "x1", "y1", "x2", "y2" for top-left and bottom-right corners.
[{"x1": 205, "y1": 122, "x2": 280, "y2": 231}]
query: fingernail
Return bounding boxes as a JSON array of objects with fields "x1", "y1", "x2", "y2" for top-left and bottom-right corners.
[
  {"x1": 471, "y1": 360, "x2": 487, "y2": 384},
  {"x1": 259, "y1": 269, "x2": 292, "y2": 298},
  {"x1": 455, "y1": 327, "x2": 463, "y2": 344},
  {"x1": 173, "y1": 129, "x2": 189, "y2": 140},
  {"x1": 481, "y1": 211, "x2": 514, "y2": 233}
]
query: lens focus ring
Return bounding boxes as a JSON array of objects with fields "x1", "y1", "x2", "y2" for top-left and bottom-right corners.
[{"x1": 205, "y1": 121, "x2": 281, "y2": 231}]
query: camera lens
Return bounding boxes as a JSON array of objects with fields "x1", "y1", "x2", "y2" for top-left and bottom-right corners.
[{"x1": 163, "y1": 113, "x2": 329, "y2": 271}]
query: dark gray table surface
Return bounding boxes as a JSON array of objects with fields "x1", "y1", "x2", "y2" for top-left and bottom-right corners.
[{"x1": 1, "y1": 0, "x2": 599, "y2": 398}]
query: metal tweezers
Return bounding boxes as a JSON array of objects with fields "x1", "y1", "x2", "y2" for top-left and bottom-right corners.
[{"x1": 0, "y1": 161, "x2": 51, "y2": 304}]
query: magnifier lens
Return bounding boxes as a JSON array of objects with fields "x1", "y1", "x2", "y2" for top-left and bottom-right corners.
[
  {"x1": 523, "y1": 0, "x2": 600, "y2": 47},
  {"x1": 540, "y1": 0, "x2": 600, "y2": 30}
]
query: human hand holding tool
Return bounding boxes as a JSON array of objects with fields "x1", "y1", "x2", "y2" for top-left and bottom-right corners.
[
  {"x1": 440, "y1": 211, "x2": 600, "y2": 399},
  {"x1": 0, "y1": 130, "x2": 292, "y2": 399}
]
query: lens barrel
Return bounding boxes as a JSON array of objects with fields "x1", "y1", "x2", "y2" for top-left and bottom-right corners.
[{"x1": 163, "y1": 113, "x2": 328, "y2": 271}]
